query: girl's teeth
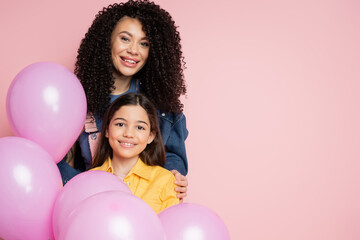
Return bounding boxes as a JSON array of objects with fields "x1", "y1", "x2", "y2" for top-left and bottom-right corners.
[{"x1": 122, "y1": 142, "x2": 134, "y2": 146}]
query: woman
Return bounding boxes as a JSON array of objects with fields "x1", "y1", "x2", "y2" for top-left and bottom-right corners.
[{"x1": 57, "y1": 0, "x2": 188, "y2": 200}]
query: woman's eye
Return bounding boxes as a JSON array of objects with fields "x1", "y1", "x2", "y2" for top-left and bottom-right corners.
[
  {"x1": 141, "y1": 42, "x2": 149, "y2": 47},
  {"x1": 121, "y1": 37, "x2": 129, "y2": 42},
  {"x1": 116, "y1": 123, "x2": 124, "y2": 127}
]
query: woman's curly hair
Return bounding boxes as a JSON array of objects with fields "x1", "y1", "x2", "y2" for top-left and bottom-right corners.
[{"x1": 75, "y1": 0, "x2": 186, "y2": 117}]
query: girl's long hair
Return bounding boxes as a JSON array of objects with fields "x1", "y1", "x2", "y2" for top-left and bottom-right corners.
[{"x1": 91, "y1": 93, "x2": 165, "y2": 168}]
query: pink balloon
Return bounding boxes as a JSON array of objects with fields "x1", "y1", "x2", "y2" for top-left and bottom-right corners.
[
  {"x1": 53, "y1": 171, "x2": 132, "y2": 239},
  {"x1": 59, "y1": 191, "x2": 165, "y2": 240},
  {"x1": 0, "y1": 137, "x2": 62, "y2": 240},
  {"x1": 158, "y1": 203, "x2": 231, "y2": 240},
  {"x1": 6, "y1": 62, "x2": 87, "y2": 163}
]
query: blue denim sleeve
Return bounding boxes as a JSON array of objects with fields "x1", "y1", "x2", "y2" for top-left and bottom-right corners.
[
  {"x1": 158, "y1": 112, "x2": 189, "y2": 176},
  {"x1": 57, "y1": 159, "x2": 81, "y2": 185}
]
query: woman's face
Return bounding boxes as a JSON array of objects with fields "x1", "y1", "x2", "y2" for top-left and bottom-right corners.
[
  {"x1": 111, "y1": 17, "x2": 150, "y2": 79},
  {"x1": 106, "y1": 104, "x2": 155, "y2": 162}
]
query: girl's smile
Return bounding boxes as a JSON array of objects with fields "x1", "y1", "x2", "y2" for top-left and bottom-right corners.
[{"x1": 118, "y1": 140, "x2": 137, "y2": 148}]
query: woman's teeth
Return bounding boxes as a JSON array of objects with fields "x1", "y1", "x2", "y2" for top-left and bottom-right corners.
[{"x1": 124, "y1": 59, "x2": 136, "y2": 64}]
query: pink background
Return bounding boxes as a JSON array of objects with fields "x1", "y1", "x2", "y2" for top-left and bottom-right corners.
[{"x1": 1, "y1": 0, "x2": 360, "y2": 239}]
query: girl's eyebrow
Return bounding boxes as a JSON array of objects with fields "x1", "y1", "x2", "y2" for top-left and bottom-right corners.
[
  {"x1": 114, "y1": 117, "x2": 149, "y2": 126},
  {"x1": 137, "y1": 120, "x2": 149, "y2": 126},
  {"x1": 114, "y1": 117, "x2": 127, "y2": 122}
]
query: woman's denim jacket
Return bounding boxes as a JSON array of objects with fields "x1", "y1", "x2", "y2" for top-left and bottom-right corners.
[{"x1": 157, "y1": 111, "x2": 189, "y2": 175}]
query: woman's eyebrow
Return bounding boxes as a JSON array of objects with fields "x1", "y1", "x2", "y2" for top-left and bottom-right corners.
[
  {"x1": 118, "y1": 31, "x2": 148, "y2": 40},
  {"x1": 119, "y1": 31, "x2": 132, "y2": 36}
]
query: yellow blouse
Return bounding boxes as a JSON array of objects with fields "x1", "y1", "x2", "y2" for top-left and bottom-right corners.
[{"x1": 91, "y1": 157, "x2": 179, "y2": 213}]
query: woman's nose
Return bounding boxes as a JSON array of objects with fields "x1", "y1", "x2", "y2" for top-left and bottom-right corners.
[{"x1": 127, "y1": 43, "x2": 138, "y2": 55}]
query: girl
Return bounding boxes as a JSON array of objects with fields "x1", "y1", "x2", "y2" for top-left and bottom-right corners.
[
  {"x1": 57, "y1": 0, "x2": 188, "y2": 199},
  {"x1": 91, "y1": 93, "x2": 179, "y2": 213}
]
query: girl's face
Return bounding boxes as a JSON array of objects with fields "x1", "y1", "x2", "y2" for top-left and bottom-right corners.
[
  {"x1": 106, "y1": 105, "x2": 155, "y2": 162},
  {"x1": 111, "y1": 16, "x2": 150, "y2": 79}
]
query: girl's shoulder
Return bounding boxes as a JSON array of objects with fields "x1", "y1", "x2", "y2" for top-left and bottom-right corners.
[{"x1": 148, "y1": 165, "x2": 176, "y2": 183}]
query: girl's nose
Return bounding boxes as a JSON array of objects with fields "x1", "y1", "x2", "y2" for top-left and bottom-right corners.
[{"x1": 123, "y1": 127, "x2": 134, "y2": 138}]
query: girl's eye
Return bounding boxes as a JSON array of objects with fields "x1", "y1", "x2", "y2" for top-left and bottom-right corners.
[
  {"x1": 116, "y1": 123, "x2": 124, "y2": 127},
  {"x1": 137, "y1": 126, "x2": 145, "y2": 130}
]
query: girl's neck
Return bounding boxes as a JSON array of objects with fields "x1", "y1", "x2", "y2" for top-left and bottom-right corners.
[
  {"x1": 112, "y1": 72, "x2": 132, "y2": 95},
  {"x1": 111, "y1": 155, "x2": 138, "y2": 178}
]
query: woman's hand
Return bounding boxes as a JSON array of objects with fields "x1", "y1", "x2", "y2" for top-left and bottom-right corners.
[{"x1": 171, "y1": 170, "x2": 188, "y2": 203}]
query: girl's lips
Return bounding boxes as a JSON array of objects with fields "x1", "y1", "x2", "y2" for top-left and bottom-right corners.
[{"x1": 118, "y1": 140, "x2": 137, "y2": 148}]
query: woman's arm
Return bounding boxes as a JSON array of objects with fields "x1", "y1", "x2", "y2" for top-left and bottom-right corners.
[
  {"x1": 158, "y1": 112, "x2": 189, "y2": 201},
  {"x1": 159, "y1": 112, "x2": 189, "y2": 175}
]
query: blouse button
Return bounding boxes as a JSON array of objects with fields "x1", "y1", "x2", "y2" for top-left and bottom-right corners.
[{"x1": 161, "y1": 113, "x2": 165, "y2": 116}]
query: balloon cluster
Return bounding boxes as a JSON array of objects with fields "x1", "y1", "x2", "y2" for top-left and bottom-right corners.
[{"x1": 0, "y1": 62, "x2": 230, "y2": 240}]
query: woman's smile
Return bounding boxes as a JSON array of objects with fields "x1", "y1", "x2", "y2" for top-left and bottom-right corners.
[
  {"x1": 111, "y1": 17, "x2": 150, "y2": 79},
  {"x1": 120, "y1": 56, "x2": 140, "y2": 67}
]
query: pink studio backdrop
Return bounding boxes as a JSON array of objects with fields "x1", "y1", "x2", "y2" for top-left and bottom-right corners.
[{"x1": 1, "y1": 0, "x2": 360, "y2": 239}]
